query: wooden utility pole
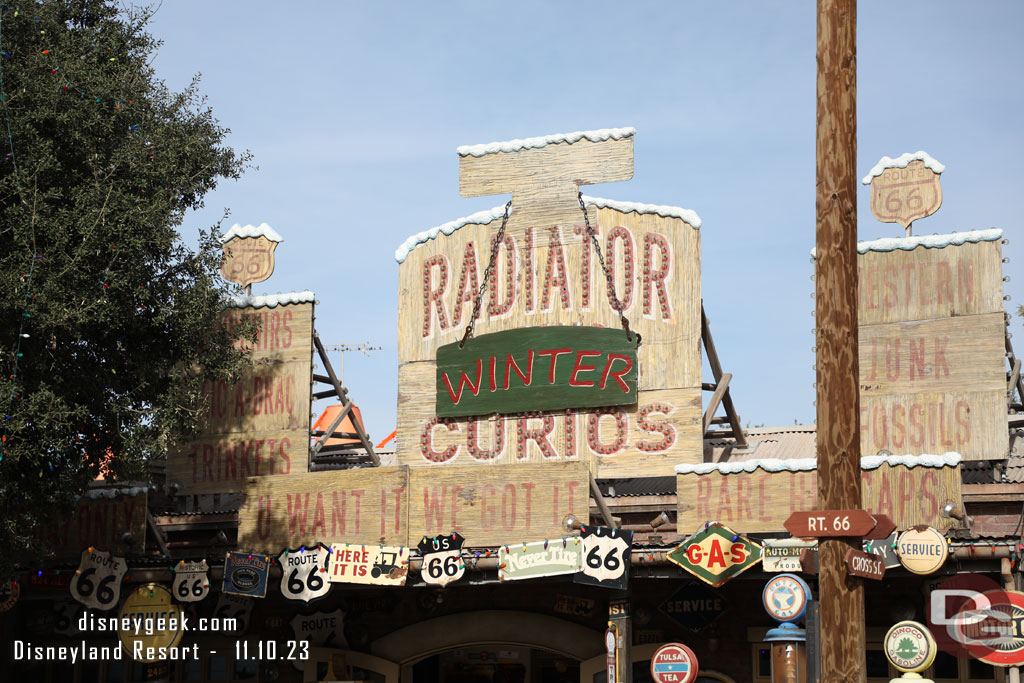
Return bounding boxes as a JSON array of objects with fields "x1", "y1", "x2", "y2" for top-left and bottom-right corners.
[{"x1": 815, "y1": 0, "x2": 865, "y2": 680}]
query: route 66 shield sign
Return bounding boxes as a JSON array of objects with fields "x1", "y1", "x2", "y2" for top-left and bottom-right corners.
[
  {"x1": 172, "y1": 560, "x2": 210, "y2": 603},
  {"x1": 866, "y1": 157, "x2": 943, "y2": 228},
  {"x1": 576, "y1": 526, "x2": 633, "y2": 589},
  {"x1": 417, "y1": 532, "x2": 466, "y2": 587},
  {"x1": 278, "y1": 544, "x2": 332, "y2": 603},
  {"x1": 214, "y1": 592, "x2": 253, "y2": 635},
  {"x1": 220, "y1": 229, "x2": 280, "y2": 287},
  {"x1": 71, "y1": 548, "x2": 127, "y2": 611}
]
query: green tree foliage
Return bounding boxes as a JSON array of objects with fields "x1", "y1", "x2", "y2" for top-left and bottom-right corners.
[{"x1": 0, "y1": 0, "x2": 253, "y2": 577}]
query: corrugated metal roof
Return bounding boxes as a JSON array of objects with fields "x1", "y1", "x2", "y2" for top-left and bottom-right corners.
[
  {"x1": 597, "y1": 477, "x2": 675, "y2": 497},
  {"x1": 706, "y1": 425, "x2": 817, "y2": 463}
]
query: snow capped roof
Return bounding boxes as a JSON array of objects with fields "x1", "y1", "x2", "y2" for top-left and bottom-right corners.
[
  {"x1": 219, "y1": 223, "x2": 283, "y2": 244},
  {"x1": 226, "y1": 290, "x2": 315, "y2": 309},
  {"x1": 457, "y1": 127, "x2": 635, "y2": 158},
  {"x1": 675, "y1": 452, "x2": 961, "y2": 475},
  {"x1": 810, "y1": 228, "x2": 1003, "y2": 258},
  {"x1": 394, "y1": 195, "x2": 701, "y2": 263},
  {"x1": 861, "y1": 151, "x2": 945, "y2": 185}
]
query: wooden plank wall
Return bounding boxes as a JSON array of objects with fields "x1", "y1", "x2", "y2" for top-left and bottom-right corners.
[
  {"x1": 855, "y1": 240, "x2": 1006, "y2": 459},
  {"x1": 397, "y1": 206, "x2": 704, "y2": 476},
  {"x1": 168, "y1": 302, "x2": 314, "y2": 492},
  {"x1": 677, "y1": 463, "x2": 961, "y2": 534},
  {"x1": 48, "y1": 493, "x2": 148, "y2": 560}
]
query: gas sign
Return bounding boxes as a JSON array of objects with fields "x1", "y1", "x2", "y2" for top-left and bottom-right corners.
[{"x1": 667, "y1": 523, "x2": 761, "y2": 587}]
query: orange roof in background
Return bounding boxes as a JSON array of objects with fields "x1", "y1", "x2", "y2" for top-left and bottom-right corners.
[{"x1": 312, "y1": 405, "x2": 367, "y2": 446}]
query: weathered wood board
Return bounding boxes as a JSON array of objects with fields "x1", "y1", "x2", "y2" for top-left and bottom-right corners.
[
  {"x1": 856, "y1": 239, "x2": 1002, "y2": 325},
  {"x1": 398, "y1": 361, "x2": 702, "y2": 476},
  {"x1": 407, "y1": 460, "x2": 589, "y2": 547},
  {"x1": 168, "y1": 301, "x2": 313, "y2": 492},
  {"x1": 677, "y1": 462, "x2": 961, "y2": 534},
  {"x1": 398, "y1": 205, "x2": 702, "y2": 390},
  {"x1": 237, "y1": 468, "x2": 409, "y2": 554},
  {"x1": 48, "y1": 492, "x2": 147, "y2": 560}
]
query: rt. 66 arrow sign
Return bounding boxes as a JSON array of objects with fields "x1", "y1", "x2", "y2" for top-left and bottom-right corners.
[{"x1": 784, "y1": 510, "x2": 877, "y2": 538}]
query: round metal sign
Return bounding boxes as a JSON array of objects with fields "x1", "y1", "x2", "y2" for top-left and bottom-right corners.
[
  {"x1": 762, "y1": 573, "x2": 811, "y2": 623},
  {"x1": 650, "y1": 642, "x2": 699, "y2": 683},
  {"x1": 118, "y1": 583, "x2": 186, "y2": 662},
  {"x1": 978, "y1": 590, "x2": 1024, "y2": 667},
  {"x1": 884, "y1": 620, "x2": 937, "y2": 673},
  {"x1": 896, "y1": 527, "x2": 948, "y2": 575}
]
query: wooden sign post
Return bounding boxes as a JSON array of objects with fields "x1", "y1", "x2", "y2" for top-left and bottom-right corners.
[
  {"x1": 784, "y1": 510, "x2": 876, "y2": 538},
  {"x1": 816, "y1": 0, "x2": 866, "y2": 678}
]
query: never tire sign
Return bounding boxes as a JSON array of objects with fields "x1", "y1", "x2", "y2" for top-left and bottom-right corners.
[{"x1": 650, "y1": 643, "x2": 698, "y2": 683}]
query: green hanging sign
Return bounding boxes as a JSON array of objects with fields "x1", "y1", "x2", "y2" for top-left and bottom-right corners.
[
  {"x1": 667, "y1": 523, "x2": 762, "y2": 588},
  {"x1": 435, "y1": 326, "x2": 638, "y2": 418}
]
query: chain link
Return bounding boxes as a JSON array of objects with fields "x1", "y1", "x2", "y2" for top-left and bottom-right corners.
[
  {"x1": 460, "y1": 200, "x2": 512, "y2": 348},
  {"x1": 578, "y1": 192, "x2": 638, "y2": 345}
]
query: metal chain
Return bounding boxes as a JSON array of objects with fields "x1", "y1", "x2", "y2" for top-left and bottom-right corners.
[
  {"x1": 460, "y1": 200, "x2": 512, "y2": 348},
  {"x1": 578, "y1": 192, "x2": 638, "y2": 345}
]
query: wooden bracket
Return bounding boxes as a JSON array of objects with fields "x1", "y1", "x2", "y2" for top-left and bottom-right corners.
[
  {"x1": 700, "y1": 302, "x2": 747, "y2": 448},
  {"x1": 147, "y1": 509, "x2": 171, "y2": 559},
  {"x1": 1007, "y1": 315, "x2": 1024, "y2": 415},
  {"x1": 310, "y1": 331, "x2": 379, "y2": 466}
]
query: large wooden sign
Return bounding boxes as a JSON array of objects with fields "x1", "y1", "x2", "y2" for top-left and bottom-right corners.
[
  {"x1": 676, "y1": 455, "x2": 962, "y2": 533},
  {"x1": 862, "y1": 155, "x2": 943, "y2": 228},
  {"x1": 168, "y1": 297, "x2": 314, "y2": 491},
  {"x1": 220, "y1": 223, "x2": 282, "y2": 288},
  {"x1": 396, "y1": 128, "x2": 703, "y2": 478},
  {"x1": 852, "y1": 231, "x2": 1006, "y2": 460},
  {"x1": 50, "y1": 491, "x2": 147, "y2": 560},
  {"x1": 236, "y1": 467, "x2": 409, "y2": 554},
  {"x1": 407, "y1": 460, "x2": 589, "y2": 547},
  {"x1": 435, "y1": 326, "x2": 637, "y2": 418}
]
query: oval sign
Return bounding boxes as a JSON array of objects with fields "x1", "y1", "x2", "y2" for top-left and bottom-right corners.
[
  {"x1": 897, "y1": 527, "x2": 947, "y2": 575},
  {"x1": 231, "y1": 567, "x2": 260, "y2": 591},
  {"x1": 978, "y1": 590, "x2": 1024, "y2": 667},
  {"x1": 762, "y1": 573, "x2": 811, "y2": 623},
  {"x1": 650, "y1": 642, "x2": 698, "y2": 683},
  {"x1": 118, "y1": 584, "x2": 185, "y2": 663},
  {"x1": 884, "y1": 620, "x2": 937, "y2": 673}
]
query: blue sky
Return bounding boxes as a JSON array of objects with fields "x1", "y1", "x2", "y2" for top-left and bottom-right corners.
[{"x1": 148, "y1": 2, "x2": 1023, "y2": 444}]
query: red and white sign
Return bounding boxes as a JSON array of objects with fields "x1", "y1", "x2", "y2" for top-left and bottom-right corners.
[
  {"x1": 650, "y1": 643, "x2": 698, "y2": 683},
  {"x1": 605, "y1": 627, "x2": 617, "y2": 683}
]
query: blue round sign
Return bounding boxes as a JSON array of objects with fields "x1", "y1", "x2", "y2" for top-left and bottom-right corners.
[{"x1": 762, "y1": 573, "x2": 810, "y2": 623}]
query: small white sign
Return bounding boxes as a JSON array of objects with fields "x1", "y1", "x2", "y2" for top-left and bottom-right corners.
[
  {"x1": 329, "y1": 544, "x2": 409, "y2": 586},
  {"x1": 279, "y1": 545, "x2": 332, "y2": 603},
  {"x1": 70, "y1": 549, "x2": 126, "y2": 611},
  {"x1": 172, "y1": 560, "x2": 210, "y2": 603},
  {"x1": 763, "y1": 539, "x2": 817, "y2": 573},
  {"x1": 581, "y1": 527, "x2": 631, "y2": 584}
]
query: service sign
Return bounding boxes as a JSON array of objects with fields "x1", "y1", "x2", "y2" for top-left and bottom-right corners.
[
  {"x1": 328, "y1": 544, "x2": 409, "y2": 586},
  {"x1": 575, "y1": 526, "x2": 633, "y2": 589},
  {"x1": 118, "y1": 584, "x2": 186, "y2": 663},
  {"x1": 172, "y1": 560, "x2": 210, "y2": 603},
  {"x1": 278, "y1": 544, "x2": 332, "y2": 603},
  {"x1": 70, "y1": 548, "x2": 127, "y2": 611},
  {"x1": 290, "y1": 608, "x2": 347, "y2": 649},
  {"x1": 763, "y1": 539, "x2": 817, "y2": 573},
  {"x1": 763, "y1": 573, "x2": 811, "y2": 623},
  {"x1": 667, "y1": 524, "x2": 761, "y2": 588},
  {"x1": 884, "y1": 620, "x2": 937, "y2": 673},
  {"x1": 417, "y1": 532, "x2": 466, "y2": 587},
  {"x1": 436, "y1": 326, "x2": 637, "y2": 418},
  {"x1": 897, "y1": 527, "x2": 948, "y2": 575},
  {"x1": 659, "y1": 582, "x2": 727, "y2": 632},
  {"x1": 223, "y1": 552, "x2": 271, "y2": 598},
  {"x1": 499, "y1": 538, "x2": 584, "y2": 582},
  {"x1": 213, "y1": 592, "x2": 253, "y2": 635}
]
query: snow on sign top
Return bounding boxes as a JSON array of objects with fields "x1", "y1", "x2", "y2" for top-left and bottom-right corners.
[
  {"x1": 456, "y1": 127, "x2": 636, "y2": 158},
  {"x1": 674, "y1": 452, "x2": 962, "y2": 475},
  {"x1": 219, "y1": 223, "x2": 283, "y2": 244},
  {"x1": 861, "y1": 151, "x2": 945, "y2": 185},
  {"x1": 225, "y1": 290, "x2": 315, "y2": 309},
  {"x1": 809, "y1": 228, "x2": 1003, "y2": 258},
  {"x1": 394, "y1": 195, "x2": 701, "y2": 263}
]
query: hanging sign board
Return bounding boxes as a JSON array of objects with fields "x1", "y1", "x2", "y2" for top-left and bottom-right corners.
[
  {"x1": 417, "y1": 532, "x2": 466, "y2": 587},
  {"x1": 575, "y1": 526, "x2": 633, "y2": 589},
  {"x1": 884, "y1": 620, "x2": 937, "y2": 673},
  {"x1": 435, "y1": 326, "x2": 637, "y2": 418},
  {"x1": 659, "y1": 582, "x2": 727, "y2": 632},
  {"x1": 278, "y1": 544, "x2": 332, "y2": 603},
  {"x1": 845, "y1": 548, "x2": 886, "y2": 580},
  {"x1": 763, "y1": 573, "x2": 811, "y2": 623},
  {"x1": 784, "y1": 510, "x2": 877, "y2": 538},
  {"x1": 214, "y1": 592, "x2": 253, "y2": 635},
  {"x1": 172, "y1": 560, "x2": 210, "y2": 603},
  {"x1": 763, "y1": 539, "x2": 817, "y2": 573},
  {"x1": 290, "y1": 608, "x2": 348, "y2": 649},
  {"x1": 118, "y1": 584, "x2": 186, "y2": 663},
  {"x1": 70, "y1": 548, "x2": 127, "y2": 611},
  {"x1": 863, "y1": 532, "x2": 901, "y2": 569},
  {"x1": 498, "y1": 538, "x2": 584, "y2": 582},
  {"x1": 223, "y1": 552, "x2": 271, "y2": 598},
  {"x1": 650, "y1": 643, "x2": 699, "y2": 683},
  {"x1": 667, "y1": 523, "x2": 762, "y2": 587},
  {"x1": 896, "y1": 527, "x2": 948, "y2": 575},
  {"x1": 49, "y1": 491, "x2": 147, "y2": 560},
  {"x1": 328, "y1": 544, "x2": 409, "y2": 586}
]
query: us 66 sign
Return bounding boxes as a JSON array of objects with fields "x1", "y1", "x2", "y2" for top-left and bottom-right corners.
[
  {"x1": 576, "y1": 526, "x2": 633, "y2": 589},
  {"x1": 417, "y1": 532, "x2": 466, "y2": 587},
  {"x1": 172, "y1": 560, "x2": 210, "y2": 603}
]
